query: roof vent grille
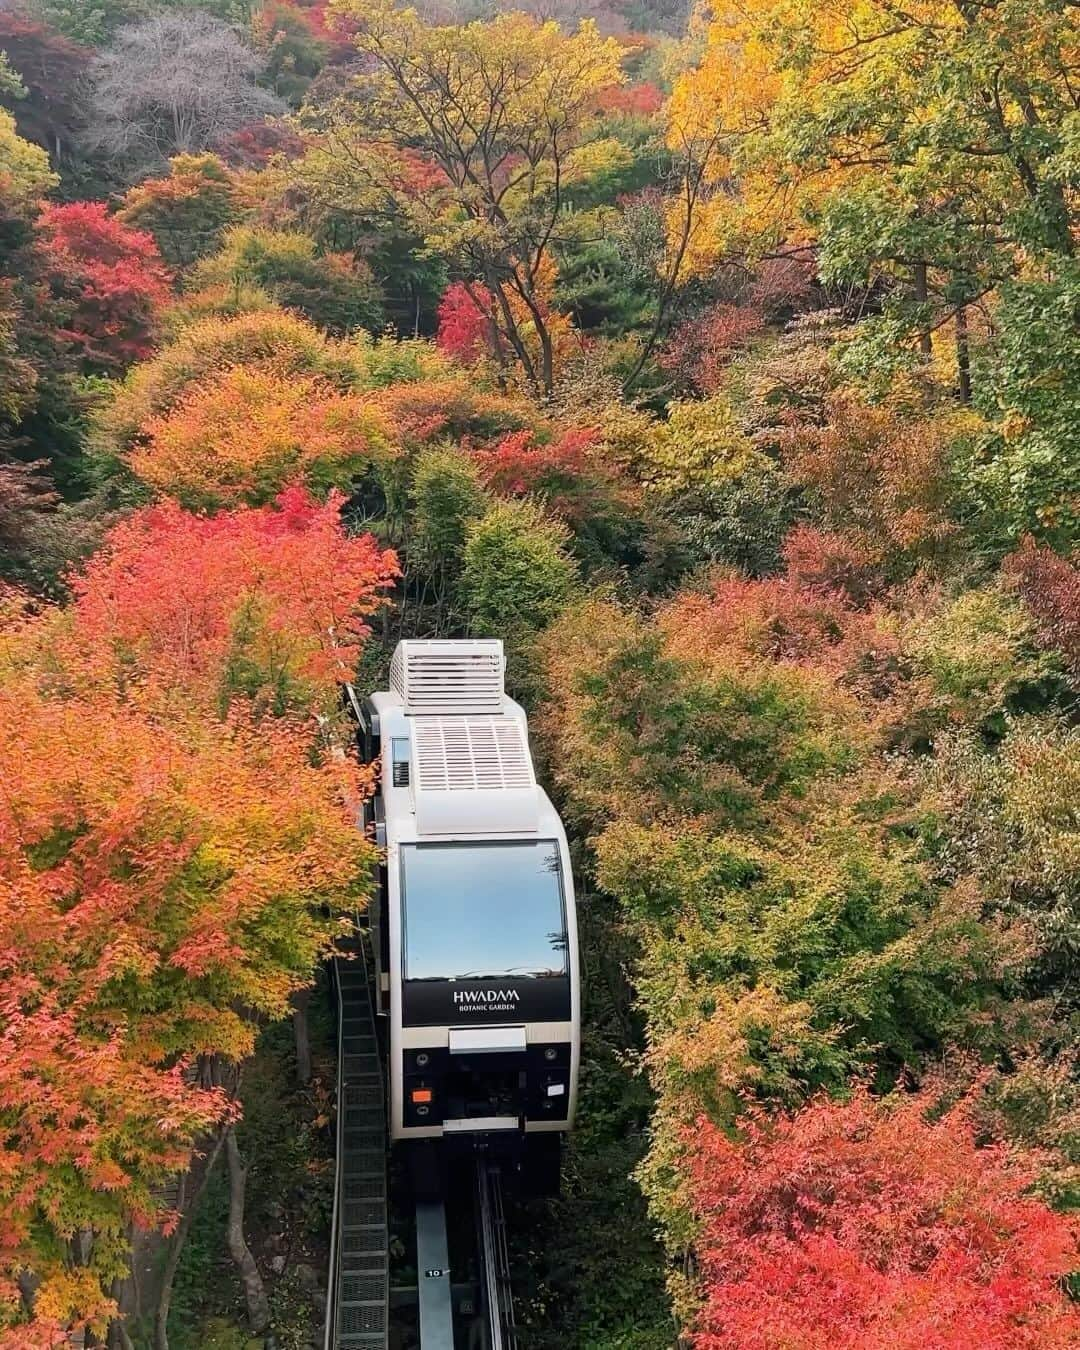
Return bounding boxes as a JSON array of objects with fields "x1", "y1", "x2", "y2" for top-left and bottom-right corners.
[
  {"x1": 412, "y1": 718, "x2": 535, "y2": 793},
  {"x1": 390, "y1": 639, "x2": 504, "y2": 716}
]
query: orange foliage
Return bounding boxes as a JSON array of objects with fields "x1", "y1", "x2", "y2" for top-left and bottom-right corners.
[
  {"x1": 659, "y1": 557, "x2": 899, "y2": 705},
  {"x1": 128, "y1": 366, "x2": 393, "y2": 508},
  {"x1": 0, "y1": 988, "x2": 230, "y2": 1335},
  {"x1": 595, "y1": 81, "x2": 664, "y2": 116},
  {"x1": 780, "y1": 393, "x2": 967, "y2": 563},
  {"x1": 781, "y1": 523, "x2": 888, "y2": 603},
  {"x1": 0, "y1": 664, "x2": 368, "y2": 1330},
  {"x1": 365, "y1": 378, "x2": 533, "y2": 447},
  {"x1": 0, "y1": 675, "x2": 369, "y2": 1053},
  {"x1": 0, "y1": 486, "x2": 393, "y2": 1335}
]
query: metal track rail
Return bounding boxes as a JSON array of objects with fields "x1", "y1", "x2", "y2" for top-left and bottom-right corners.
[
  {"x1": 326, "y1": 944, "x2": 390, "y2": 1349},
  {"x1": 476, "y1": 1157, "x2": 518, "y2": 1350}
]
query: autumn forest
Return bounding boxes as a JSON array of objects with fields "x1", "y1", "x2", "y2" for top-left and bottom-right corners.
[{"x1": 1, "y1": 0, "x2": 1079, "y2": 1344}]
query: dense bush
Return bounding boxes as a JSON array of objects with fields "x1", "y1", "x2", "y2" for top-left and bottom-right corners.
[{"x1": 191, "y1": 226, "x2": 385, "y2": 336}]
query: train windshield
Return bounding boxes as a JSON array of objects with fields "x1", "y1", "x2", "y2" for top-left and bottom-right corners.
[{"x1": 401, "y1": 840, "x2": 568, "y2": 982}]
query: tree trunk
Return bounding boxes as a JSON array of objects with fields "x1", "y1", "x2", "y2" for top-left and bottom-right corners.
[
  {"x1": 292, "y1": 987, "x2": 312, "y2": 1086},
  {"x1": 537, "y1": 316, "x2": 554, "y2": 398},
  {"x1": 107, "y1": 1269, "x2": 136, "y2": 1350},
  {"x1": 155, "y1": 1127, "x2": 228, "y2": 1350},
  {"x1": 108, "y1": 1315, "x2": 135, "y2": 1350},
  {"x1": 956, "y1": 304, "x2": 972, "y2": 403},
  {"x1": 225, "y1": 1126, "x2": 270, "y2": 1334}
]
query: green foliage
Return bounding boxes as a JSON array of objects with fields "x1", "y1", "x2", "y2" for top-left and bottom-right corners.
[
  {"x1": 168, "y1": 1013, "x2": 334, "y2": 1349},
  {"x1": 162, "y1": 283, "x2": 278, "y2": 335},
  {"x1": 599, "y1": 815, "x2": 1009, "y2": 1091},
  {"x1": 509, "y1": 884, "x2": 673, "y2": 1349},
  {"x1": 167, "y1": 1165, "x2": 235, "y2": 1348},
  {"x1": 120, "y1": 153, "x2": 240, "y2": 268},
  {"x1": 23, "y1": 0, "x2": 150, "y2": 45},
  {"x1": 408, "y1": 445, "x2": 486, "y2": 577},
  {"x1": 0, "y1": 52, "x2": 25, "y2": 101},
  {"x1": 928, "y1": 718, "x2": 1080, "y2": 1011},
  {"x1": 461, "y1": 498, "x2": 579, "y2": 642},
  {"x1": 256, "y1": 0, "x2": 330, "y2": 106},
  {"x1": 666, "y1": 465, "x2": 796, "y2": 577},
  {"x1": 644, "y1": 394, "x2": 770, "y2": 495},
  {"x1": 541, "y1": 600, "x2": 860, "y2": 833},
  {"x1": 351, "y1": 332, "x2": 457, "y2": 389},
  {"x1": 969, "y1": 264, "x2": 1080, "y2": 549},
  {"x1": 190, "y1": 226, "x2": 385, "y2": 336},
  {"x1": 898, "y1": 586, "x2": 1065, "y2": 736},
  {"x1": 537, "y1": 577, "x2": 1038, "y2": 1252},
  {"x1": 554, "y1": 230, "x2": 657, "y2": 336}
]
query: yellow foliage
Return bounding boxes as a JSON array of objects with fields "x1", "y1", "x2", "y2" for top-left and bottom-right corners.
[
  {"x1": 645, "y1": 394, "x2": 769, "y2": 493},
  {"x1": 128, "y1": 366, "x2": 393, "y2": 508},
  {"x1": 0, "y1": 107, "x2": 57, "y2": 207},
  {"x1": 666, "y1": 0, "x2": 1079, "y2": 272}
]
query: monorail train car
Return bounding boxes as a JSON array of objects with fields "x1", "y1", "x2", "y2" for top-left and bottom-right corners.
[{"x1": 345, "y1": 639, "x2": 579, "y2": 1188}]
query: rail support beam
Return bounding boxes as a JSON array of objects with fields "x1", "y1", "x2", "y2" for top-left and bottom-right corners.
[{"x1": 412, "y1": 1147, "x2": 455, "y2": 1349}]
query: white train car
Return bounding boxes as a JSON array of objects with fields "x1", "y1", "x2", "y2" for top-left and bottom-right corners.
[{"x1": 346, "y1": 639, "x2": 579, "y2": 1189}]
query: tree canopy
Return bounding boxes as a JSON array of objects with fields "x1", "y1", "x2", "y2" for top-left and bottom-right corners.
[{"x1": 1, "y1": 0, "x2": 1079, "y2": 1342}]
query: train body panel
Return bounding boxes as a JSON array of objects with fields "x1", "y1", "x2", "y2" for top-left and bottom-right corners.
[{"x1": 350, "y1": 640, "x2": 580, "y2": 1163}]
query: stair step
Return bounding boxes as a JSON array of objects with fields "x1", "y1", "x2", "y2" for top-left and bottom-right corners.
[
  {"x1": 342, "y1": 1159, "x2": 386, "y2": 1175},
  {"x1": 343, "y1": 1057, "x2": 379, "y2": 1080},
  {"x1": 342, "y1": 1227, "x2": 388, "y2": 1255},
  {"x1": 344, "y1": 1084, "x2": 382, "y2": 1109},
  {"x1": 342, "y1": 1274, "x2": 388, "y2": 1302}
]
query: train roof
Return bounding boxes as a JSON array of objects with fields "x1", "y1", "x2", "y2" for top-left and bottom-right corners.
[{"x1": 373, "y1": 639, "x2": 559, "y2": 840}]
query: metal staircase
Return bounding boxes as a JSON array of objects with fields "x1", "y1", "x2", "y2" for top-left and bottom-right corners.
[{"x1": 327, "y1": 945, "x2": 390, "y2": 1349}]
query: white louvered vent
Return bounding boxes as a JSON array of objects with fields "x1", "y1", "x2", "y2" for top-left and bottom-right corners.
[
  {"x1": 413, "y1": 717, "x2": 535, "y2": 793},
  {"x1": 390, "y1": 639, "x2": 504, "y2": 716}
]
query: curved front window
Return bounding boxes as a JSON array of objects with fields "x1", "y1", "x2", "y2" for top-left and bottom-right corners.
[{"x1": 401, "y1": 840, "x2": 567, "y2": 982}]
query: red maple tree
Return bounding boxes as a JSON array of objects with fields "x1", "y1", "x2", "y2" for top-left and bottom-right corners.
[
  {"x1": 686, "y1": 1087, "x2": 1080, "y2": 1350},
  {"x1": 37, "y1": 201, "x2": 173, "y2": 371},
  {"x1": 67, "y1": 486, "x2": 398, "y2": 709},
  {"x1": 436, "y1": 281, "x2": 495, "y2": 365}
]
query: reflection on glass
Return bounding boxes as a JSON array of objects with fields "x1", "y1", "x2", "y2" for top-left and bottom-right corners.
[{"x1": 402, "y1": 841, "x2": 567, "y2": 981}]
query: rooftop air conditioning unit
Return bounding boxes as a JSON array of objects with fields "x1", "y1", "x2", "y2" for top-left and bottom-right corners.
[
  {"x1": 390, "y1": 639, "x2": 505, "y2": 717},
  {"x1": 410, "y1": 715, "x2": 539, "y2": 835}
]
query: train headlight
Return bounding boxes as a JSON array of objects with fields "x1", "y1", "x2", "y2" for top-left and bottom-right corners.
[
  {"x1": 411, "y1": 1087, "x2": 433, "y2": 1104},
  {"x1": 543, "y1": 1047, "x2": 557, "y2": 1062}
]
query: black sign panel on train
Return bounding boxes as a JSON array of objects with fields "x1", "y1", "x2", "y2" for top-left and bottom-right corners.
[{"x1": 402, "y1": 976, "x2": 572, "y2": 1027}]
